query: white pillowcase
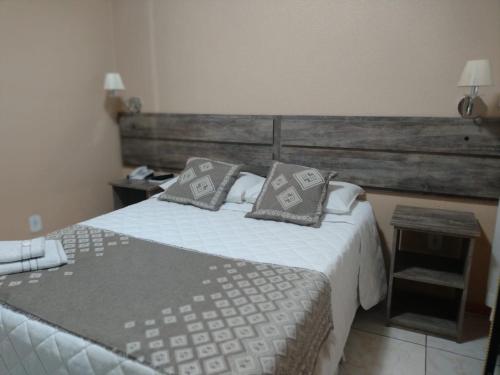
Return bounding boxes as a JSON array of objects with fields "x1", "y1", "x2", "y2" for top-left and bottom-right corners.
[
  {"x1": 160, "y1": 177, "x2": 178, "y2": 191},
  {"x1": 160, "y1": 173, "x2": 264, "y2": 204},
  {"x1": 244, "y1": 180, "x2": 265, "y2": 204},
  {"x1": 226, "y1": 172, "x2": 265, "y2": 203},
  {"x1": 324, "y1": 181, "x2": 364, "y2": 214}
]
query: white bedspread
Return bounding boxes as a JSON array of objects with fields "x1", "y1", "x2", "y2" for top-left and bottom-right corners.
[{"x1": 0, "y1": 198, "x2": 386, "y2": 375}]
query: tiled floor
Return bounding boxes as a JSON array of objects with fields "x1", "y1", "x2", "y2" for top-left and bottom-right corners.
[{"x1": 339, "y1": 304, "x2": 494, "y2": 375}]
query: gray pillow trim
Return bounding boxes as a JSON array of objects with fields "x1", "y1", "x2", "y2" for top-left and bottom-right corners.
[
  {"x1": 247, "y1": 161, "x2": 335, "y2": 227},
  {"x1": 160, "y1": 158, "x2": 242, "y2": 211}
]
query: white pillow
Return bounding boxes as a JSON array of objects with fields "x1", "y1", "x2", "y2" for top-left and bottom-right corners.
[
  {"x1": 324, "y1": 181, "x2": 364, "y2": 214},
  {"x1": 244, "y1": 179, "x2": 264, "y2": 204},
  {"x1": 226, "y1": 172, "x2": 265, "y2": 203},
  {"x1": 160, "y1": 176, "x2": 178, "y2": 191}
]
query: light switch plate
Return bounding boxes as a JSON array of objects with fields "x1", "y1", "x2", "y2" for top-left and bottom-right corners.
[{"x1": 29, "y1": 214, "x2": 43, "y2": 233}]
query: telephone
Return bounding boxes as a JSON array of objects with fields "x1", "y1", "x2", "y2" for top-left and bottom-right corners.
[{"x1": 128, "y1": 166, "x2": 154, "y2": 180}]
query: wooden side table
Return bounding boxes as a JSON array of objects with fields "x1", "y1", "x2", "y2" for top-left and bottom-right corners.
[
  {"x1": 387, "y1": 205, "x2": 480, "y2": 342},
  {"x1": 110, "y1": 179, "x2": 164, "y2": 210}
]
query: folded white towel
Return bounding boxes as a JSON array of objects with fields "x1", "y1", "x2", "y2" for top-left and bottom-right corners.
[
  {"x1": 0, "y1": 240, "x2": 67, "y2": 276},
  {"x1": 0, "y1": 237, "x2": 46, "y2": 263}
]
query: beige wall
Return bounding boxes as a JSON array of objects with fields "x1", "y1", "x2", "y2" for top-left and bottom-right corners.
[
  {"x1": 0, "y1": 0, "x2": 122, "y2": 239},
  {"x1": 113, "y1": 0, "x2": 500, "y2": 116},
  {"x1": 112, "y1": 0, "x2": 500, "y2": 310}
]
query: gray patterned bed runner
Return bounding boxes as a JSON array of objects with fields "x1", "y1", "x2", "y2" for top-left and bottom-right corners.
[{"x1": 0, "y1": 226, "x2": 332, "y2": 375}]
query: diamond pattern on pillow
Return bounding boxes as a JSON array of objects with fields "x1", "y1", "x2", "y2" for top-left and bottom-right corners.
[
  {"x1": 179, "y1": 168, "x2": 197, "y2": 185},
  {"x1": 199, "y1": 161, "x2": 214, "y2": 172},
  {"x1": 293, "y1": 169, "x2": 325, "y2": 190},
  {"x1": 276, "y1": 186, "x2": 303, "y2": 210},
  {"x1": 159, "y1": 158, "x2": 242, "y2": 211},
  {"x1": 271, "y1": 174, "x2": 288, "y2": 190},
  {"x1": 246, "y1": 162, "x2": 335, "y2": 227},
  {"x1": 190, "y1": 175, "x2": 215, "y2": 200}
]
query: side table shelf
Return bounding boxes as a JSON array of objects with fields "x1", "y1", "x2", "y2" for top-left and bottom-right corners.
[{"x1": 387, "y1": 205, "x2": 480, "y2": 342}]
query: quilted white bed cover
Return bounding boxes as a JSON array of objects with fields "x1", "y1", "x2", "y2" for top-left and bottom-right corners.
[{"x1": 0, "y1": 198, "x2": 386, "y2": 375}]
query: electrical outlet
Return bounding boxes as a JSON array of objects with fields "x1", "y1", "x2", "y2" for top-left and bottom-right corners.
[{"x1": 29, "y1": 214, "x2": 43, "y2": 233}]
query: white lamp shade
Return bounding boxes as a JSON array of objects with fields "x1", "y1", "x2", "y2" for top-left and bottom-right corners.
[
  {"x1": 104, "y1": 73, "x2": 125, "y2": 91},
  {"x1": 457, "y1": 59, "x2": 493, "y2": 87}
]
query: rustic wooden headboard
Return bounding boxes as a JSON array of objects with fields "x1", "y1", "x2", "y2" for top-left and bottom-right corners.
[
  {"x1": 119, "y1": 113, "x2": 500, "y2": 200},
  {"x1": 120, "y1": 113, "x2": 275, "y2": 175}
]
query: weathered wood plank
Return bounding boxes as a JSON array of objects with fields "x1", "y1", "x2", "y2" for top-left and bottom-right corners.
[
  {"x1": 393, "y1": 267, "x2": 465, "y2": 289},
  {"x1": 391, "y1": 205, "x2": 480, "y2": 237},
  {"x1": 120, "y1": 113, "x2": 274, "y2": 145},
  {"x1": 281, "y1": 116, "x2": 500, "y2": 156},
  {"x1": 122, "y1": 138, "x2": 273, "y2": 174},
  {"x1": 273, "y1": 116, "x2": 281, "y2": 160},
  {"x1": 118, "y1": 113, "x2": 500, "y2": 199},
  {"x1": 280, "y1": 146, "x2": 500, "y2": 199}
]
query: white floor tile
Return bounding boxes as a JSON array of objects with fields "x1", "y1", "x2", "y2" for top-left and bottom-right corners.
[
  {"x1": 353, "y1": 304, "x2": 426, "y2": 345},
  {"x1": 347, "y1": 306, "x2": 493, "y2": 374},
  {"x1": 426, "y1": 314, "x2": 490, "y2": 360},
  {"x1": 426, "y1": 347, "x2": 484, "y2": 375},
  {"x1": 339, "y1": 330, "x2": 425, "y2": 375}
]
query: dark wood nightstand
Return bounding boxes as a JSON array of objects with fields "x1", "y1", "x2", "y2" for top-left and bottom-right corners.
[
  {"x1": 110, "y1": 179, "x2": 163, "y2": 210},
  {"x1": 387, "y1": 205, "x2": 480, "y2": 342}
]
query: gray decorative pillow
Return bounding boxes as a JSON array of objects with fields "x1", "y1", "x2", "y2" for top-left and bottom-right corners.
[
  {"x1": 246, "y1": 161, "x2": 336, "y2": 227},
  {"x1": 159, "y1": 157, "x2": 242, "y2": 211}
]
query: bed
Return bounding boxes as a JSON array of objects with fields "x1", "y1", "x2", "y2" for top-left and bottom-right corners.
[
  {"x1": 5, "y1": 112, "x2": 442, "y2": 375},
  {"x1": 0, "y1": 191, "x2": 386, "y2": 375}
]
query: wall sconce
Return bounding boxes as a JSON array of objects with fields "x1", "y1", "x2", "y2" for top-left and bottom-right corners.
[
  {"x1": 457, "y1": 59, "x2": 493, "y2": 120},
  {"x1": 104, "y1": 72, "x2": 142, "y2": 114}
]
